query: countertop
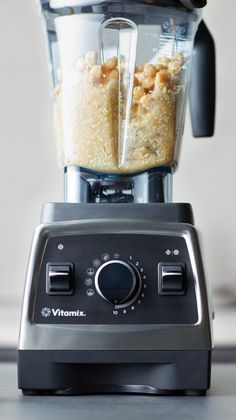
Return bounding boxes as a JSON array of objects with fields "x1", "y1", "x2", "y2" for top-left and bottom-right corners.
[{"x1": 1, "y1": 363, "x2": 236, "y2": 420}]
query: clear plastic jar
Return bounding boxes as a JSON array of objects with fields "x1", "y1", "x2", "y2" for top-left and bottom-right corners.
[{"x1": 40, "y1": 1, "x2": 201, "y2": 175}]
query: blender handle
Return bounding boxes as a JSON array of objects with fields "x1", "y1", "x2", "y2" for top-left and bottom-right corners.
[{"x1": 189, "y1": 20, "x2": 216, "y2": 137}]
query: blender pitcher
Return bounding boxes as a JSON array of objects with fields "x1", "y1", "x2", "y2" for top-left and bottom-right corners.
[{"x1": 40, "y1": 0, "x2": 206, "y2": 202}]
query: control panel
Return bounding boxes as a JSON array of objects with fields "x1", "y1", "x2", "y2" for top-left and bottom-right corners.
[{"x1": 33, "y1": 233, "x2": 198, "y2": 325}]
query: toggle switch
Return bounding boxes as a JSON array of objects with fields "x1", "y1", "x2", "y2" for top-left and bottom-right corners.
[
  {"x1": 158, "y1": 263, "x2": 185, "y2": 295},
  {"x1": 46, "y1": 263, "x2": 74, "y2": 295}
]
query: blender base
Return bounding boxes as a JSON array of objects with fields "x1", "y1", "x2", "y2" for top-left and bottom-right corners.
[
  {"x1": 41, "y1": 202, "x2": 194, "y2": 224},
  {"x1": 18, "y1": 202, "x2": 212, "y2": 396},
  {"x1": 18, "y1": 349, "x2": 211, "y2": 396}
]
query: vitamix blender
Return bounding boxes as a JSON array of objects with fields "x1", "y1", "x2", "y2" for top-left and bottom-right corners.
[{"x1": 18, "y1": 0, "x2": 215, "y2": 395}]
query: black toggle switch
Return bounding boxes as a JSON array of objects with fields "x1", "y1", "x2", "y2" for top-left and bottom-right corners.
[
  {"x1": 158, "y1": 263, "x2": 185, "y2": 295},
  {"x1": 46, "y1": 263, "x2": 74, "y2": 295}
]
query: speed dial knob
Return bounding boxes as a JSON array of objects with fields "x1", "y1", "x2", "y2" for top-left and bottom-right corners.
[{"x1": 95, "y1": 260, "x2": 141, "y2": 306}]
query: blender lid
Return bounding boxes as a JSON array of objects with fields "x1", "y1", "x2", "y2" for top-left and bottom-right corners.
[{"x1": 48, "y1": 0, "x2": 207, "y2": 9}]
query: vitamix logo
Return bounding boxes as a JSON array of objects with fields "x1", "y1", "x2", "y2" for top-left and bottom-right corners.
[{"x1": 41, "y1": 307, "x2": 86, "y2": 318}]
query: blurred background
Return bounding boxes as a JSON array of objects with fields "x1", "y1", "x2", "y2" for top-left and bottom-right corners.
[{"x1": 0, "y1": 0, "x2": 235, "y2": 351}]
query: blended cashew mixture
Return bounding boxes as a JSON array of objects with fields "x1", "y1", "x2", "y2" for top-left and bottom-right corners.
[{"x1": 54, "y1": 51, "x2": 185, "y2": 173}]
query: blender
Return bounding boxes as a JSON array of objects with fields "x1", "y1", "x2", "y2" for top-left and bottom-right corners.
[{"x1": 18, "y1": 0, "x2": 215, "y2": 395}]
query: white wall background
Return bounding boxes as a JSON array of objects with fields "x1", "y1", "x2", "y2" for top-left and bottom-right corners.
[
  {"x1": 0, "y1": 0, "x2": 235, "y2": 344},
  {"x1": 174, "y1": 0, "x2": 236, "y2": 305}
]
